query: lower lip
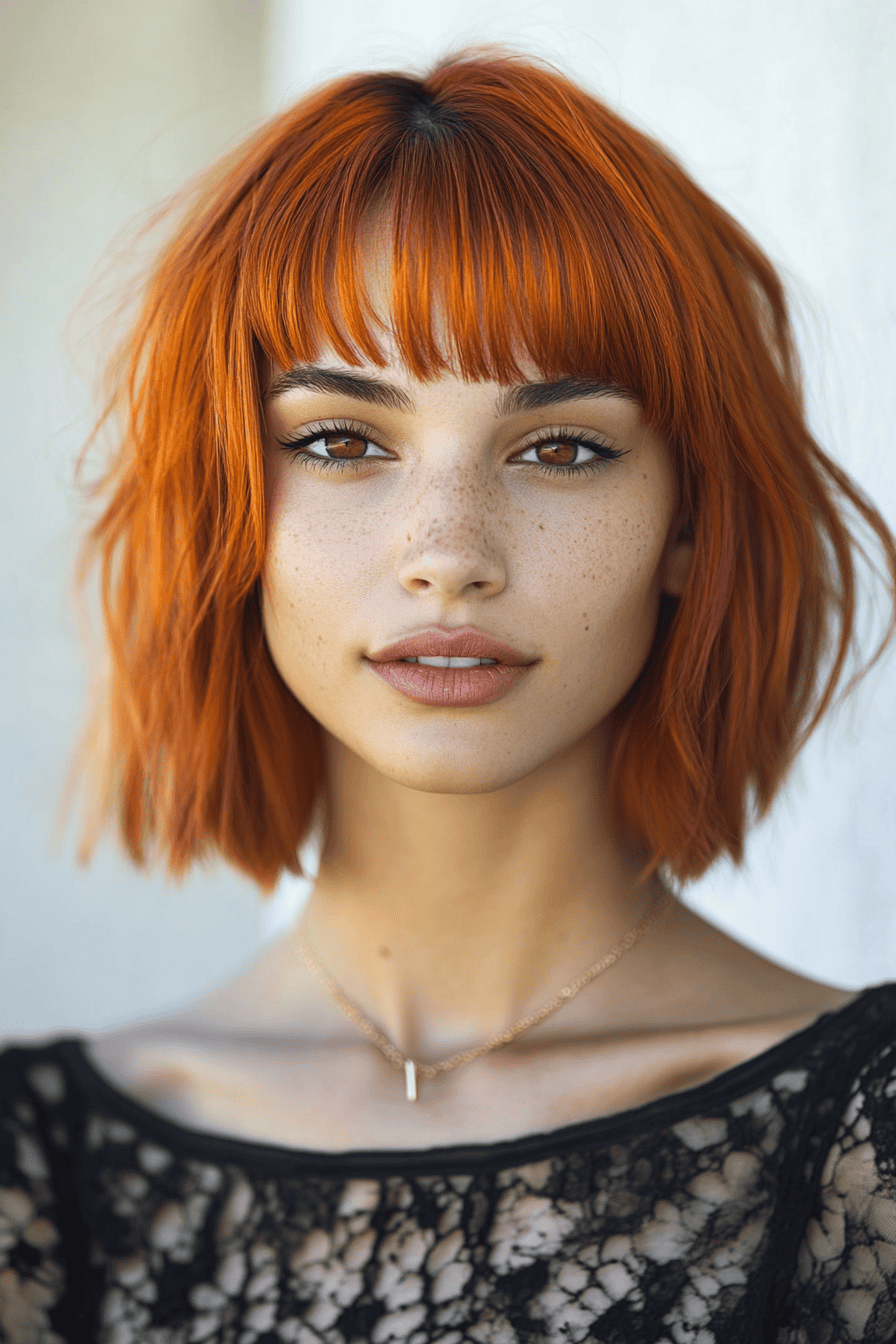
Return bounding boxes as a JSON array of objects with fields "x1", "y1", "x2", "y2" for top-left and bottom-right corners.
[{"x1": 366, "y1": 660, "x2": 534, "y2": 707}]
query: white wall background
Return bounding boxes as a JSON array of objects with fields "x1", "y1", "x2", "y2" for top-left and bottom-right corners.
[
  {"x1": 0, "y1": 0, "x2": 269, "y2": 1038},
  {"x1": 2, "y1": 0, "x2": 895, "y2": 1040}
]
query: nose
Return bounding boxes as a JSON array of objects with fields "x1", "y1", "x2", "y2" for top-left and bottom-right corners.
[{"x1": 396, "y1": 479, "x2": 507, "y2": 600}]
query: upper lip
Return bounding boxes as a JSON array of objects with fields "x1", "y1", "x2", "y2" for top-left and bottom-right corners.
[{"x1": 367, "y1": 627, "x2": 535, "y2": 665}]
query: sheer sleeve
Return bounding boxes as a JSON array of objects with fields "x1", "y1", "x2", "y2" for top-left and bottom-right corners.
[
  {"x1": 0, "y1": 1048, "x2": 71, "y2": 1343},
  {"x1": 777, "y1": 1036, "x2": 896, "y2": 1342}
]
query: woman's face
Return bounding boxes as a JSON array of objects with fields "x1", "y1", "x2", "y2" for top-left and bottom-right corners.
[{"x1": 260, "y1": 337, "x2": 692, "y2": 795}]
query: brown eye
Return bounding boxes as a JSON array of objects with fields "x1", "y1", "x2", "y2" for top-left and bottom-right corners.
[
  {"x1": 321, "y1": 433, "x2": 368, "y2": 459},
  {"x1": 535, "y1": 440, "x2": 579, "y2": 466},
  {"x1": 278, "y1": 423, "x2": 391, "y2": 471},
  {"x1": 513, "y1": 433, "x2": 624, "y2": 474}
]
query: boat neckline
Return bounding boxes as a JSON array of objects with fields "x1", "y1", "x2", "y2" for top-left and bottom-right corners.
[{"x1": 36, "y1": 982, "x2": 890, "y2": 1177}]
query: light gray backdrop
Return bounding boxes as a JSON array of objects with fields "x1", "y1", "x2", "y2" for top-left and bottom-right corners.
[{"x1": 2, "y1": 0, "x2": 894, "y2": 1039}]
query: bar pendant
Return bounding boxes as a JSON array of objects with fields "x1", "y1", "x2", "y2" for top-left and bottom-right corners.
[{"x1": 404, "y1": 1059, "x2": 418, "y2": 1102}]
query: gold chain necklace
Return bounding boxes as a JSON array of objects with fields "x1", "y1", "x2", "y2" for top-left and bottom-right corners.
[{"x1": 298, "y1": 885, "x2": 670, "y2": 1101}]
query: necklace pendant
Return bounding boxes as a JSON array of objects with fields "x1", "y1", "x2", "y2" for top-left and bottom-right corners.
[{"x1": 404, "y1": 1059, "x2": 418, "y2": 1102}]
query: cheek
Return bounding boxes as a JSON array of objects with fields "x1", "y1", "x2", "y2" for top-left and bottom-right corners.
[
  {"x1": 555, "y1": 505, "x2": 668, "y2": 670},
  {"x1": 261, "y1": 507, "x2": 356, "y2": 662}
]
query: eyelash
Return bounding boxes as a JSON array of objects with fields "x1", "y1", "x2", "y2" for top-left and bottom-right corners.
[{"x1": 277, "y1": 419, "x2": 627, "y2": 477}]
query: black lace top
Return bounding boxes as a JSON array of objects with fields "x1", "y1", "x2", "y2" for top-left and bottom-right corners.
[{"x1": 2, "y1": 984, "x2": 896, "y2": 1343}]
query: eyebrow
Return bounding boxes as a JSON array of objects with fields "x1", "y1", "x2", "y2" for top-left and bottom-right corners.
[{"x1": 265, "y1": 365, "x2": 638, "y2": 415}]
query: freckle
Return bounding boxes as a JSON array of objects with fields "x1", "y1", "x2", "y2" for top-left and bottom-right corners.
[{"x1": 378, "y1": 946, "x2": 391, "y2": 959}]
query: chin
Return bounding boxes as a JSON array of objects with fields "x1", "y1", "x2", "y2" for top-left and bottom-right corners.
[{"x1": 350, "y1": 744, "x2": 546, "y2": 796}]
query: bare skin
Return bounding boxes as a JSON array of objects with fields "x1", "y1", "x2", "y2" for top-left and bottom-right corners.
[
  {"x1": 83, "y1": 902, "x2": 856, "y2": 1152},
  {"x1": 81, "y1": 330, "x2": 857, "y2": 1154}
]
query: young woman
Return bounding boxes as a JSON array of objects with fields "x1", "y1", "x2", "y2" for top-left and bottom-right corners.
[{"x1": 2, "y1": 46, "x2": 895, "y2": 1343}]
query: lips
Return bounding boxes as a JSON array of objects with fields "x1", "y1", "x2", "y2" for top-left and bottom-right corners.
[
  {"x1": 364, "y1": 627, "x2": 537, "y2": 707},
  {"x1": 367, "y1": 627, "x2": 533, "y2": 666}
]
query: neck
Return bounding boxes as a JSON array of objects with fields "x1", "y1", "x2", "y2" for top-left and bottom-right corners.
[{"x1": 289, "y1": 728, "x2": 665, "y2": 1064}]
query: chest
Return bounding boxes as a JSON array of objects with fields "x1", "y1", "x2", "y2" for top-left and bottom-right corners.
[
  {"x1": 77, "y1": 1085, "x2": 806, "y2": 1343},
  {"x1": 83, "y1": 1013, "x2": 815, "y2": 1152}
]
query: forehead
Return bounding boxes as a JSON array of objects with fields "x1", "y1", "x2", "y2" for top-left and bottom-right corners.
[
  {"x1": 351, "y1": 220, "x2": 548, "y2": 386},
  {"x1": 267, "y1": 212, "x2": 613, "y2": 400},
  {"x1": 252, "y1": 173, "x2": 667, "y2": 410}
]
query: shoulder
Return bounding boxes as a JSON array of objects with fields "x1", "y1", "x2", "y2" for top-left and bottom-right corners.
[
  {"x1": 776, "y1": 984, "x2": 896, "y2": 1340},
  {"x1": 813, "y1": 981, "x2": 896, "y2": 1085},
  {"x1": 0, "y1": 1036, "x2": 74, "y2": 1341},
  {"x1": 0, "y1": 1033, "x2": 74, "y2": 1110},
  {"x1": 1, "y1": 1034, "x2": 78, "y2": 1171},
  {"x1": 818, "y1": 982, "x2": 896, "y2": 1154},
  {"x1": 790, "y1": 982, "x2": 896, "y2": 1133}
]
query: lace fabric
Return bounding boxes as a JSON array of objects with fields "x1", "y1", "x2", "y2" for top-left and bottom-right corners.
[{"x1": 2, "y1": 984, "x2": 896, "y2": 1343}]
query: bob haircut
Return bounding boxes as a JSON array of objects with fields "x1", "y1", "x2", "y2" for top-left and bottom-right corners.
[{"x1": 58, "y1": 46, "x2": 896, "y2": 896}]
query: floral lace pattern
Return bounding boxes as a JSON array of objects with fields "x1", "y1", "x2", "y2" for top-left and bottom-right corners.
[{"x1": 2, "y1": 984, "x2": 896, "y2": 1343}]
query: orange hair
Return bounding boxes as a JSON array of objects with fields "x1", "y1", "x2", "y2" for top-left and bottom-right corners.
[{"x1": 57, "y1": 45, "x2": 896, "y2": 895}]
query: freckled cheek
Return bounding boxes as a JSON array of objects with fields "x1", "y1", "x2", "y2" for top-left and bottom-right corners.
[
  {"x1": 262, "y1": 518, "x2": 367, "y2": 661},
  {"x1": 560, "y1": 517, "x2": 665, "y2": 656}
]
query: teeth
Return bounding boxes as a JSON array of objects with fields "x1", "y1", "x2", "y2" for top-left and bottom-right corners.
[{"x1": 401, "y1": 656, "x2": 499, "y2": 667}]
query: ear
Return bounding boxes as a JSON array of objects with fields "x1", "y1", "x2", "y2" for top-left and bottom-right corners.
[{"x1": 660, "y1": 510, "x2": 694, "y2": 599}]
